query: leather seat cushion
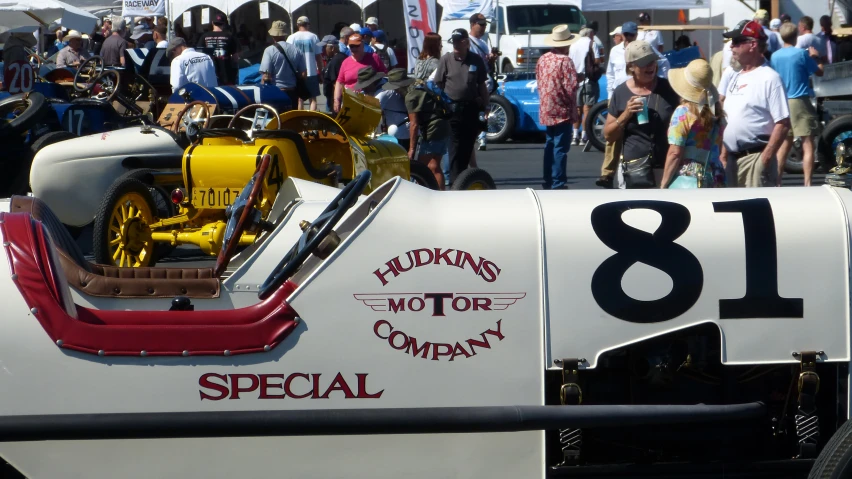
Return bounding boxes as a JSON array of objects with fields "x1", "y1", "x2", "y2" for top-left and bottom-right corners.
[{"x1": 11, "y1": 195, "x2": 220, "y2": 299}]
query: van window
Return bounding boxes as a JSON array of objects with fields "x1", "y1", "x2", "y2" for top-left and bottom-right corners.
[
  {"x1": 489, "y1": 7, "x2": 505, "y2": 35},
  {"x1": 506, "y1": 5, "x2": 585, "y2": 34}
]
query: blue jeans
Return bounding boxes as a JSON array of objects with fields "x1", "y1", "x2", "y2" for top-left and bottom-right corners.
[{"x1": 543, "y1": 122, "x2": 572, "y2": 189}]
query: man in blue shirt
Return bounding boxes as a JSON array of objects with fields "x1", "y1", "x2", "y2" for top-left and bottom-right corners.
[{"x1": 772, "y1": 22, "x2": 824, "y2": 186}]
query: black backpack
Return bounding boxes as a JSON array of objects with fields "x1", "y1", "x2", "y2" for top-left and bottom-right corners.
[
  {"x1": 375, "y1": 45, "x2": 392, "y2": 70},
  {"x1": 585, "y1": 39, "x2": 603, "y2": 82}
]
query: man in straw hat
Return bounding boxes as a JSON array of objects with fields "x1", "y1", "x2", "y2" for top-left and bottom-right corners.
[
  {"x1": 261, "y1": 20, "x2": 306, "y2": 108},
  {"x1": 660, "y1": 59, "x2": 727, "y2": 188},
  {"x1": 771, "y1": 21, "x2": 824, "y2": 186},
  {"x1": 538, "y1": 25, "x2": 580, "y2": 190},
  {"x1": 719, "y1": 20, "x2": 790, "y2": 187},
  {"x1": 56, "y1": 30, "x2": 92, "y2": 69}
]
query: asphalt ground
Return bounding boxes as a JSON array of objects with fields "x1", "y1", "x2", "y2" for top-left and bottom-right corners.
[{"x1": 477, "y1": 137, "x2": 824, "y2": 190}]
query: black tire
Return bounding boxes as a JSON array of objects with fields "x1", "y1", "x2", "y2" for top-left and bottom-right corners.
[
  {"x1": 451, "y1": 168, "x2": 496, "y2": 190},
  {"x1": 501, "y1": 61, "x2": 514, "y2": 74},
  {"x1": 408, "y1": 160, "x2": 440, "y2": 190},
  {"x1": 0, "y1": 92, "x2": 49, "y2": 139},
  {"x1": 821, "y1": 115, "x2": 852, "y2": 172},
  {"x1": 784, "y1": 137, "x2": 805, "y2": 174},
  {"x1": 118, "y1": 169, "x2": 177, "y2": 262},
  {"x1": 809, "y1": 419, "x2": 852, "y2": 479},
  {"x1": 486, "y1": 95, "x2": 515, "y2": 143},
  {"x1": 93, "y1": 177, "x2": 158, "y2": 267},
  {"x1": 585, "y1": 100, "x2": 608, "y2": 152}
]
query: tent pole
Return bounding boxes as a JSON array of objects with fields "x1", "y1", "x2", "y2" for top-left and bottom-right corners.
[{"x1": 708, "y1": 2, "x2": 712, "y2": 56}]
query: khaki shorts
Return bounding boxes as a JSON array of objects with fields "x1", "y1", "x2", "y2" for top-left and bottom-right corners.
[
  {"x1": 788, "y1": 97, "x2": 818, "y2": 138},
  {"x1": 725, "y1": 151, "x2": 776, "y2": 187}
]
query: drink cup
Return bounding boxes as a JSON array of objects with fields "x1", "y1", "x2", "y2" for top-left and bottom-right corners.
[{"x1": 636, "y1": 97, "x2": 649, "y2": 125}]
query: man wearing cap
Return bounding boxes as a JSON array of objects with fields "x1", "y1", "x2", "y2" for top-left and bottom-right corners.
[
  {"x1": 637, "y1": 12, "x2": 663, "y2": 52},
  {"x1": 568, "y1": 27, "x2": 603, "y2": 146},
  {"x1": 168, "y1": 37, "x2": 218, "y2": 93},
  {"x1": 333, "y1": 32, "x2": 388, "y2": 111},
  {"x1": 719, "y1": 20, "x2": 790, "y2": 187},
  {"x1": 366, "y1": 17, "x2": 379, "y2": 32},
  {"x1": 772, "y1": 22, "x2": 824, "y2": 186},
  {"x1": 371, "y1": 30, "x2": 398, "y2": 69},
  {"x1": 434, "y1": 28, "x2": 488, "y2": 182},
  {"x1": 130, "y1": 24, "x2": 155, "y2": 50},
  {"x1": 261, "y1": 20, "x2": 306, "y2": 108},
  {"x1": 611, "y1": 26, "x2": 623, "y2": 46},
  {"x1": 537, "y1": 25, "x2": 579, "y2": 190},
  {"x1": 376, "y1": 68, "x2": 413, "y2": 150},
  {"x1": 753, "y1": 9, "x2": 781, "y2": 55},
  {"x1": 56, "y1": 31, "x2": 92, "y2": 69},
  {"x1": 598, "y1": 21, "x2": 638, "y2": 188},
  {"x1": 320, "y1": 35, "x2": 345, "y2": 112},
  {"x1": 101, "y1": 19, "x2": 128, "y2": 67},
  {"x1": 288, "y1": 16, "x2": 322, "y2": 110},
  {"x1": 359, "y1": 27, "x2": 377, "y2": 54},
  {"x1": 196, "y1": 13, "x2": 239, "y2": 85}
]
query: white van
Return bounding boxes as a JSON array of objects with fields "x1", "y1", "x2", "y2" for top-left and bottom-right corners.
[{"x1": 437, "y1": 0, "x2": 586, "y2": 74}]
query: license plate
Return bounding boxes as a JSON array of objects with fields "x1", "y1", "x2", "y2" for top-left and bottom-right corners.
[{"x1": 192, "y1": 187, "x2": 242, "y2": 209}]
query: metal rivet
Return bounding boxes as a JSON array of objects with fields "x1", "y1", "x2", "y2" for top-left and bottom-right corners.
[
  {"x1": 294, "y1": 316, "x2": 301, "y2": 324},
  {"x1": 30, "y1": 307, "x2": 37, "y2": 315},
  {"x1": 224, "y1": 350, "x2": 231, "y2": 356},
  {"x1": 235, "y1": 285, "x2": 240, "y2": 290},
  {"x1": 56, "y1": 339, "x2": 63, "y2": 347},
  {"x1": 10, "y1": 274, "x2": 17, "y2": 281},
  {"x1": 182, "y1": 350, "x2": 189, "y2": 356},
  {"x1": 2, "y1": 242, "x2": 9, "y2": 247},
  {"x1": 140, "y1": 350, "x2": 147, "y2": 357},
  {"x1": 98, "y1": 350, "x2": 105, "y2": 356},
  {"x1": 263, "y1": 345, "x2": 271, "y2": 352}
]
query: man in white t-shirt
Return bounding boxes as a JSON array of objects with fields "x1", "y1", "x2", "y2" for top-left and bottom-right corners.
[
  {"x1": 469, "y1": 12, "x2": 498, "y2": 151},
  {"x1": 168, "y1": 37, "x2": 218, "y2": 93},
  {"x1": 719, "y1": 20, "x2": 790, "y2": 187},
  {"x1": 287, "y1": 16, "x2": 322, "y2": 110},
  {"x1": 637, "y1": 12, "x2": 663, "y2": 52},
  {"x1": 796, "y1": 15, "x2": 828, "y2": 63},
  {"x1": 568, "y1": 28, "x2": 603, "y2": 145}
]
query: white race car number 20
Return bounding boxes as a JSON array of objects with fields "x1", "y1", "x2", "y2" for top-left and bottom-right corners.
[{"x1": 590, "y1": 199, "x2": 804, "y2": 324}]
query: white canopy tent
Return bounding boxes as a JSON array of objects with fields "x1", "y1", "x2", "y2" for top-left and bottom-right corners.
[
  {"x1": 579, "y1": 0, "x2": 708, "y2": 11},
  {"x1": 0, "y1": 0, "x2": 99, "y2": 34},
  {"x1": 168, "y1": 0, "x2": 379, "y2": 22}
]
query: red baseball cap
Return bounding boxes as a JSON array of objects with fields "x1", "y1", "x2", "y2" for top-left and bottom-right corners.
[{"x1": 722, "y1": 20, "x2": 767, "y2": 41}]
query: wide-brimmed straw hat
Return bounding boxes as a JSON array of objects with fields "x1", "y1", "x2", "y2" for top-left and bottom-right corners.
[
  {"x1": 382, "y1": 68, "x2": 414, "y2": 90},
  {"x1": 268, "y1": 20, "x2": 288, "y2": 37},
  {"x1": 353, "y1": 66, "x2": 386, "y2": 90},
  {"x1": 668, "y1": 58, "x2": 718, "y2": 106},
  {"x1": 545, "y1": 25, "x2": 577, "y2": 46}
]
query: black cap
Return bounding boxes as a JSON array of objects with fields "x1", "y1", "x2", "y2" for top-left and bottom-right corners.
[
  {"x1": 213, "y1": 13, "x2": 226, "y2": 25},
  {"x1": 587, "y1": 20, "x2": 599, "y2": 32},
  {"x1": 449, "y1": 28, "x2": 469, "y2": 43},
  {"x1": 470, "y1": 13, "x2": 487, "y2": 25},
  {"x1": 780, "y1": 13, "x2": 792, "y2": 23},
  {"x1": 638, "y1": 12, "x2": 650, "y2": 21}
]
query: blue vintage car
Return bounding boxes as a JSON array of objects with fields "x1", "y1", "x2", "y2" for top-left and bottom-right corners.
[{"x1": 487, "y1": 46, "x2": 702, "y2": 150}]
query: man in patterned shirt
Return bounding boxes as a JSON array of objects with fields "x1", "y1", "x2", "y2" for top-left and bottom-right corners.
[{"x1": 537, "y1": 25, "x2": 580, "y2": 190}]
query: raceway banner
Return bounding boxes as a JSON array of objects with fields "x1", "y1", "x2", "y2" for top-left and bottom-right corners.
[
  {"x1": 440, "y1": 0, "x2": 494, "y2": 20},
  {"x1": 122, "y1": 0, "x2": 167, "y2": 18},
  {"x1": 402, "y1": 0, "x2": 437, "y2": 74}
]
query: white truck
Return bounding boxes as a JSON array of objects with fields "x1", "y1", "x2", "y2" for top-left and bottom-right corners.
[{"x1": 438, "y1": 0, "x2": 586, "y2": 74}]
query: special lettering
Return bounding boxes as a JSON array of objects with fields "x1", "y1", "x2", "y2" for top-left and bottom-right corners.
[
  {"x1": 373, "y1": 248, "x2": 501, "y2": 286},
  {"x1": 198, "y1": 372, "x2": 384, "y2": 401},
  {"x1": 373, "y1": 319, "x2": 505, "y2": 361}
]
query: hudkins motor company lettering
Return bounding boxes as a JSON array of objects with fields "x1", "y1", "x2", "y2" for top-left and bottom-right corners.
[{"x1": 373, "y1": 248, "x2": 501, "y2": 285}]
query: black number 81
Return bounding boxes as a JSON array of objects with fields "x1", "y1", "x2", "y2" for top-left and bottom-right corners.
[{"x1": 590, "y1": 198, "x2": 804, "y2": 323}]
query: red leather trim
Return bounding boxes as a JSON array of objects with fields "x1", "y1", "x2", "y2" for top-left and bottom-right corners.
[{"x1": 1, "y1": 212, "x2": 300, "y2": 357}]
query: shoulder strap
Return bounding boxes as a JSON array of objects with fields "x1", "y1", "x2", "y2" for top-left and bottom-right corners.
[{"x1": 274, "y1": 42, "x2": 299, "y2": 76}]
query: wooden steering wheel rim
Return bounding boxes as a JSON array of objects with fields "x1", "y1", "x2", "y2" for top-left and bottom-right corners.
[{"x1": 171, "y1": 100, "x2": 211, "y2": 134}]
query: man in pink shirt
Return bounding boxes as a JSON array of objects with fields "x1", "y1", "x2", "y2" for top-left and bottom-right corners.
[{"x1": 333, "y1": 33, "x2": 387, "y2": 112}]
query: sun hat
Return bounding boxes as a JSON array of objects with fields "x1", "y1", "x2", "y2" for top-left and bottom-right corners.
[
  {"x1": 610, "y1": 26, "x2": 622, "y2": 36},
  {"x1": 268, "y1": 20, "x2": 288, "y2": 37},
  {"x1": 353, "y1": 66, "x2": 386, "y2": 90},
  {"x1": 544, "y1": 25, "x2": 577, "y2": 46},
  {"x1": 382, "y1": 68, "x2": 414, "y2": 90},
  {"x1": 624, "y1": 40, "x2": 657, "y2": 66},
  {"x1": 65, "y1": 30, "x2": 83, "y2": 40},
  {"x1": 366, "y1": 17, "x2": 379, "y2": 26},
  {"x1": 130, "y1": 25, "x2": 151, "y2": 40},
  {"x1": 622, "y1": 21, "x2": 638, "y2": 35},
  {"x1": 668, "y1": 58, "x2": 718, "y2": 107}
]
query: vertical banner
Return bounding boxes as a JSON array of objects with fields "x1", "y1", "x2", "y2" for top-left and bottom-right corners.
[{"x1": 402, "y1": 0, "x2": 436, "y2": 74}]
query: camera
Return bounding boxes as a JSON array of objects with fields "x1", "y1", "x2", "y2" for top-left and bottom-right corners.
[{"x1": 491, "y1": 46, "x2": 502, "y2": 55}]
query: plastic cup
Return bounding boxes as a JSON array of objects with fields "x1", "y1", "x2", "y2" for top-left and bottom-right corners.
[{"x1": 636, "y1": 97, "x2": 649, "y2": 125}]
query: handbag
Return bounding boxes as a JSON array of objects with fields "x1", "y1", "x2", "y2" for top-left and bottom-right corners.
[
  {"x1": 273, "y1": 42, "x2": 311, "y2": 101},
  {"x1": 668, "y1": 124, "x2": 717, "y2": 189},
  {"x1": 622, "y1": 154, "x2": 656, "y2": 188}
]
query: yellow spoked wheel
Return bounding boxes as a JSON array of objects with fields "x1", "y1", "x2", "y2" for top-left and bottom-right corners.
[
  {"x1": 450, "y1": 168, "x2": 497, "y2": 191},
  {"x1": 93, "y1": 176, "x2": 158, "y2": 268}
]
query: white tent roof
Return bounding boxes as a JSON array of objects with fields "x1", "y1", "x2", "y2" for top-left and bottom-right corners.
[
  {"x1": 579, "y1": 0, "x2": 708, "y2": 11},
  {"x1": 0, "y1": 0, "x2": 99, "y2": 33},
  {"x1": 169, "y1": 0, "x2": 377, "y2": 21}
]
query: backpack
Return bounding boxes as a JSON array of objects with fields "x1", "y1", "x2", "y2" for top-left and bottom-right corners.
[
  {"x1": 375, "y1": 44, "x2": 392, "y2": 70},
  {"x1": 585, "y1": 39, "x2": 603, "y2": 82},
  {"x1": 413, "y1": 80, "x2": 455, "y2": 120}
]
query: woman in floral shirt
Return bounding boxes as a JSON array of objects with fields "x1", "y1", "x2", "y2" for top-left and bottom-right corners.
[{"x1": 661, "y1": 59, "x2": 727, "y2": 188}]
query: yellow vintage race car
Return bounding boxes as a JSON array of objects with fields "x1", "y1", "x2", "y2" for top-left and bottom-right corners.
[{"x1": 91, "y1": 89, "x2": 439, "y2": 269}]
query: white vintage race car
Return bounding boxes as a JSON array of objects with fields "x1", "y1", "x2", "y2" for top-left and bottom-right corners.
[{"x1": 0, "y1": 177, "x2": 851, "y2": 479}]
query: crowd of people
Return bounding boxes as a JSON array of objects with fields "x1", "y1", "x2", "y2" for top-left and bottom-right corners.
[{"x1": 537, "y1": 10, "x2": 838, "y2": 190}]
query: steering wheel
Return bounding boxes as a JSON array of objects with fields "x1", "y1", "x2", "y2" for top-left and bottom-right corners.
[
  {"x1": 258, "y1": 170, "x2": 371, "y2": 300},
  {"x1": 172, "y1": 100, "x2": 211, "y2": 137},
  {"x1": 27, "y1": 53, "x2": 42, "y2": 70},
  {"x1": 213, "y1": 154, "x2": 272, "y2": 277},
  {"x1": 228, "y1": 103, "x2": 281, "y2": 130},
  {"x1": 89, "y1": 70, "x2": 122, "y2": 102},
  {"x1": 73, "y1": 56, "x2": 105, "y2": 92}
]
